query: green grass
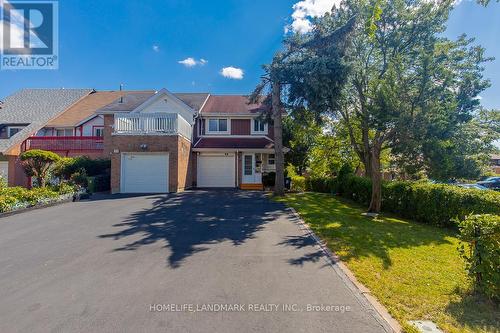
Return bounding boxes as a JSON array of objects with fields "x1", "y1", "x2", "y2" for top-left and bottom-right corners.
[{"x1": 276, "y1": 193, "x2": 499, "y2": 333}]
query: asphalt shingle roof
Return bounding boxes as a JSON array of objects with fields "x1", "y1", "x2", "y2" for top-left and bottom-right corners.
[
  {"x1": 0, "y1": 88, "x2": 92, "y2": 153},
  {"x1": 97, "y1": 92, "x2": 209, "y2": 113}
]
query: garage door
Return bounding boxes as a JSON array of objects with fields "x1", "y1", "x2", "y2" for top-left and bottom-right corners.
[
  {"x1": 121, "y1": 154, "x2": 169, "y2": 193},
  {"x1": 197, "y1": 154, "x2": 235, "y2": 188}
]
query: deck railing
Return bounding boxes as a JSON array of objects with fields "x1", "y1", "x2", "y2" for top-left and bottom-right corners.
[
  {"x1": 114, "y1": 113, "x2": 192, "y2": 139},
  {"x1": 23, "y1": 136, "x2": 104, "y2": 152}
]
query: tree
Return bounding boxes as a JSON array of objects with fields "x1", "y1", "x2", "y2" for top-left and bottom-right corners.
[
  {"x1": 283, "y1": 108, "x2": 322, "y2": 174},
  {"x1": 280, "y1": 0, "x2": 491, "y2": 212},
  {"x1": 250, "y1": 18, "x2": 356, "y2": 196},
  {"x1": 19, "y1": 149, "x2": 61, "y2": 187}
]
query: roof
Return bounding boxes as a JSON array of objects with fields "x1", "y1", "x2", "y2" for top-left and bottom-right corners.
[
  {"x1": 98, "y1": 91, "x2": 209, "y2": 113},
  {"x1": 201, "y1": 95, "x2": 267, "y2": 115},
  {"x1": 0, "y1": 88, "x2": 92, "y2": 153},
  {"x1": 193, "y1": 137, "x2": 274, "y2": 150},
  {"x1": 47, "y1": 91, "x2": 147, "y2": 127},
  {"x1": 491, "y1": 154, "x2": 500, "y2": 160}
]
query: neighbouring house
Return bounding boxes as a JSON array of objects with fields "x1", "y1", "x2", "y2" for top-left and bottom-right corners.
[
  {"x1": 491, "y1": 154, "x2": 500, "y2": 174},
  {"x1": 0, "y1": 88, "x2": 134, "y2": 186},
  {"x1": 98, "y1": 88, "x2": 280, "y2": 194}
]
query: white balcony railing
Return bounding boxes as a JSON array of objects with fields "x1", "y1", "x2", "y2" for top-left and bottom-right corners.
[{"x1": 114, "y1": 113, "x2": 192, "y2": 139}]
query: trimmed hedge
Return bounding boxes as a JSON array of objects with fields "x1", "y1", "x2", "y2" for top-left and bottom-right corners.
[
  {"x1": 458, "y1": 214, "x2": 500, "y2": 300},
  {"x1": 0, "y1": 185, "x2": 76, "y2": 213},
  {"x1": 302, "y1": 175, "x2": 500, "y2": 227}
]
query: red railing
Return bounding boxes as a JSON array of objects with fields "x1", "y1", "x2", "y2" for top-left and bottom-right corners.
[{"x1": 22, "y1": 136, "x2": 104, "y2": 152}]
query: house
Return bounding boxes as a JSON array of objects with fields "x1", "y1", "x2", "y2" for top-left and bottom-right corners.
[
  {"x1": 0, "y1": 88, "x2": 94, "y2": 186},
  {"x1": 98, "y1": 88, "x2": 279, "y2": 193},
  {"x1": 491, "y1": 154, "x2": 500, "y2": 174},
  {"x1": 0, "y1": 89, "x2": 134, "y2": 186}
]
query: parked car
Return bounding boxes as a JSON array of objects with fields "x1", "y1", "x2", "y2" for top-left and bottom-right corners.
[
  {"x1": 477, "y1": 177, "x2": 500, "y2": 190},
  {"x1": 457, "y1": 183, "x2": 489, "y2": 191}
]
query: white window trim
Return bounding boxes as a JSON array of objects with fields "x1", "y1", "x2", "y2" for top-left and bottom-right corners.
[
  {"x1": 7, "y1": 126, "x2": 24, "y2": 138},
  {"x1": 206, "y1": 118, "x2": 230, "y2": 134},
  {"x1": 268, "y1": 153, "x2": 275, "y2": 165},
  {"x1": 251, "y1": 118, "x2": 268, "y2": 135},
  {"x1": 55, "y1": 128, "x2": 74, "y2": 137}
]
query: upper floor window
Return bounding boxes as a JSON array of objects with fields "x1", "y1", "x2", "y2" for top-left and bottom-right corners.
[
  {"x1": 252, "y1": 119, "x2": 267, "y2": 134},
  {"x1": 55, "y1": 128, "x2": 73, "y2": 137},
  {"x1": 268, "y1": 154, "x2": 275, "y2": 165},
  {"x1": 208, "y1": 119, "x2": 228, "y2": 133},
  {"x1": 93, "y1": 127, "x2": 104, "y2": 137},
  {"x1": 7, "y1": 127, "x2": 23, "y2": 138}
]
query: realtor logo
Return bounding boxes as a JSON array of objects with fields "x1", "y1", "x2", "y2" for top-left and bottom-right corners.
[{"x1": 1, "y1": 0, "x2": 58, "y2": 69}]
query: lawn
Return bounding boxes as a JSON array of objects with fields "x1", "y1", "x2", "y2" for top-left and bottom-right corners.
[{"x1": 276, "y1": 193, "x2": 499, "y2": 333}]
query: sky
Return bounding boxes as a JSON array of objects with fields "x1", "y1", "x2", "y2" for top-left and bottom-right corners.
[{"x1": 0, "y1": 0, "x2": 499, "y2": 111}]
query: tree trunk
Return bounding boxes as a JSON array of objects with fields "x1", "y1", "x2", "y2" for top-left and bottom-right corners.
[
  {"x1": 368, "y1": 147, "x2": 382, "y2": 213},
  {"x1": 37, "y1": 176, "x2": 45, "y2": 188},
  {"x1": 272, "y1": 82, "x2": 285, "y2": 196}
]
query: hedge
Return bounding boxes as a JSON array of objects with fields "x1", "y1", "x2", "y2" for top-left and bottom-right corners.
[
  {"x1": 302, "y1": 175, "x2": 500, "y2": 227},
  {"x1": 0, "y1": 185, "x2": 76, "y2": 213},
  {"x1": 458, "y1": 214, "x2": 500, "y2": 300}
]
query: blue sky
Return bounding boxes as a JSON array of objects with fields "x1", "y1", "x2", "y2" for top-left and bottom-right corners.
[{"x1": 0, "y1": 0, "x2": 499, "y2": 110}]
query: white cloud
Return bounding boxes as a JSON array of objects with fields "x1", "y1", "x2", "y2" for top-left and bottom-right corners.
[
  {"x1": 220, "y1": 66, "x2": 244, "y2": 80},
  {"x1": 288, "y1": 0, "x2": 342, "y2": 34},
  {"x1": 178, "y1": 57, "x2": 207, "y2": 67},
  {"x1": 0, "y1": 5, "x2": 26, "y2": 52},
  {"x1": 152, "y1": 45, "x2": 160, "y2": 52}
]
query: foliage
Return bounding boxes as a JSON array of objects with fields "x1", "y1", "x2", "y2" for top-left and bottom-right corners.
[
  {"x1": 279, "y1": 0, "x2": 492, "y2": 212},
  {"x1": 262, "y1": 172, "x2": 276, "y2": 187},
  {"x1": 70, "y1": 168, "x2": 89, "y2": 188},
  {"x1": 458, "y1": 214, "x2": 500, "y2": 300},
  {"x1": 53, "y1": 156, "x2": 111, "y2": 179},
  {"x1": 304, "y1": 174, "x2": 500, "y2": 227},
  {"x1": 19, "y1": 149, "x2": 61, "y2": 187},
  {"x1": 278, "y1": 193, "x2": 500, "y2": 332},
  {"x1": 0, "y1": 184, "x2": 75, "y2": 213}
]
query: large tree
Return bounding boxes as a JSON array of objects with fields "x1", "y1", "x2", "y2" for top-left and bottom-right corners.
[{"x1": 280, "y1": 0, "x2": 491, "y2": 212}]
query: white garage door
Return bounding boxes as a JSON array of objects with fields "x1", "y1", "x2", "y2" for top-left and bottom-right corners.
[
  {"x1": 197, "y1": 154, "x2": 235, "y2": 188},
  {"x1": 121, "y1": 154, "x2": 169, "y2": 193}
]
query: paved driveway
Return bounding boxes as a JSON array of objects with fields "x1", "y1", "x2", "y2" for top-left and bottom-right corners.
[{"x1": 0, "y1": 191, "x2": 389, "y2": 333}]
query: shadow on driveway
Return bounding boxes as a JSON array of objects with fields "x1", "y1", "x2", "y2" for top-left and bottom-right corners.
[{"x1": 98, "y1": 190, "x2": 286, "y2": 268}]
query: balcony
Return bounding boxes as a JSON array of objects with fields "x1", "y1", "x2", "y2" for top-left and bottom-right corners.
[
  {"x1": 113, "y1": 113, "x2": 192, "y2": 139},
  {"x1": 22, "y1": 136, "x2": 104, "y2": 152}
]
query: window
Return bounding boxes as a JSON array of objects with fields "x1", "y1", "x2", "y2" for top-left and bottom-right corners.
[
  {"x1": 268, "y1": 154, "x2": 275, "y2": 165},
  {"x1": 55, "y1": 128, "x2": 73, "y2": 137},
  {"x1": 208, "y1": 119, "x2": 228, "y2": 133},
  {"x1": 7, "y1": 127, "x2": 23, "y2": 138},
  {"x1": 252, "y1": 119, "x2": 267, "y2": 134},
  {"x1": 93, "y1": 127, "x2": 104, "y2": 137}
]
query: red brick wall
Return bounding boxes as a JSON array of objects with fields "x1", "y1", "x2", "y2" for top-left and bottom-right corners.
[
  {"x1": 7, "y1": 155, "x2": 29, "y2": 187},
  {"x1": 103, "y1": 114, "x2": 194, "y2": 193},
  {"x1": 231, "y1": 119, "x2": 250, "y2": 135}
]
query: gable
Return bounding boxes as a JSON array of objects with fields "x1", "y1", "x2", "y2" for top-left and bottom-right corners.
[{"x1": 132, "y1": 89, "x2": 195, "y2": 124}]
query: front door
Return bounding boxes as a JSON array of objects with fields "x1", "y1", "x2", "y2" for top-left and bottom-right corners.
[{"x1": 242, "y1": 154, "x2": 255, "y2": 183}]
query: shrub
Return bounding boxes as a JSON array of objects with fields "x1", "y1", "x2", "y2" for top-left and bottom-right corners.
[
  {"x1": 0, "y1": 185, "x2": 70, "y2": 213},
  {"x1": 19, "y1": 149, "x2": 61, "y2": 187},
  {"x1": 304, "y1": 174, "x2": 500, "y2": 227},
  {"x1": 54, "y1": 156, "x2": 110, "y2": 179},
  {"x1": 291, "y1": 175, "x2": 306, "y2": 192},
  {"x1": 458, "y1": 214, "x2": 500, "y2": 300},
  {"x1": 70, "y1": 168, "x2": 89, "y2": 188}
]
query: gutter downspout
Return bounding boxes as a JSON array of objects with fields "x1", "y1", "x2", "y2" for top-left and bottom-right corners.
[{"x1": 236, "y1": 149, "x2": 239, "y2": 188}]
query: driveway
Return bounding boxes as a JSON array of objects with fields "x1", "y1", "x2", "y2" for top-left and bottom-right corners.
[{"x1": 0, "y1": 191, "x2": 389, "y2": 333}]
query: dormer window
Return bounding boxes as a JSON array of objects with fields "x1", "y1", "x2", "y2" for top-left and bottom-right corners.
[
  {"x1": 252, "y1": 119, "x2": 267, "y2": 134},
  {"x1": 208, "y1": 119, "x2": 229, "y2": 133}
]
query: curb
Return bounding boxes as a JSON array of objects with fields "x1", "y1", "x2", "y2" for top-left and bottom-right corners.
[{"x1": 287, "y1": 206, "x2": 402, "y2": 333}]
